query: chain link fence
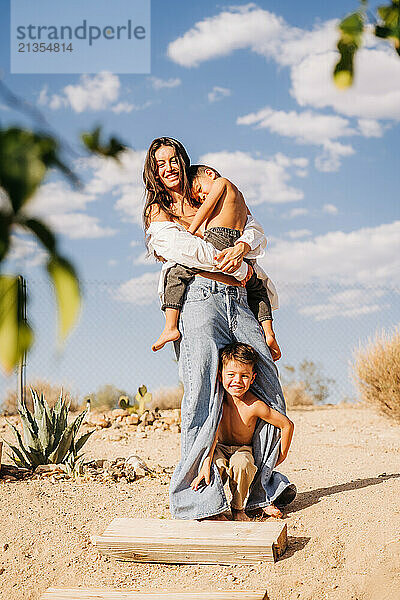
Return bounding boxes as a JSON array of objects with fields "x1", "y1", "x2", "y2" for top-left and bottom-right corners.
[{"x1": 1, "y1": 278, "x2": 399, "y2": 412}]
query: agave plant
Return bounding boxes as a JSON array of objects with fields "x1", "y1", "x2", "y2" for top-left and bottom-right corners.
[
  {"x1": 119, "y1": 385, "x2": 152, "y2": 417},
  {"x1": 4, "y1": 389, "x2": 94, "y2": 470}
]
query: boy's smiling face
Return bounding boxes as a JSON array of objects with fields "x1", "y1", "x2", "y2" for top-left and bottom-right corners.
[{"x1": 220, "y1": 359, "x2": 256, "y2": 399}]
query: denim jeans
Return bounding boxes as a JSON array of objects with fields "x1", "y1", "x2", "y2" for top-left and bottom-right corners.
[
  {"x1": 162, "y1": 227, "x2": 272, "y2": 321},
  {"x1": 169, "y1": 276, "x2": 291, "y2": 520}
]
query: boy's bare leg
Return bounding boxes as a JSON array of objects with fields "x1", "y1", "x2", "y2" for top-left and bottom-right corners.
[
  {"x1": 231, "y1": 506, "x2": 252, "y2": 521},
  {"x1": 261, "y1": 320, "x2": 281, "y2": 361},
  {"x1": 151, "y1": 308, "x2": 181, "y2": 352}
]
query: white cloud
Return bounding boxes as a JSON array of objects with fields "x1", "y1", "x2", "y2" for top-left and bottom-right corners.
[
  {"x1": 37, "y1": 72, "x2": 144, "y2": 114},
  {"x1": 63, "y1": 72, "x2": 120, "y2": 112},
  {"x1": 286, "y1": 229, "x2": 312, "y2": 239},
  {"x1": 24, "y1": 181, "x2": 116, "y2": 239},
  {"x1": 260, "y1": 220, "x2": 400, "y2": 287},
  {"x1": 6, "y1": 235, "x2": 46, "y2": 268},
  {"x1": 45, "y1": 213, "x2": 116, "y2": 239},
  {"x1": 314, "y1": 140, "x2": 355, "y2": 172},
  {"x1": 237, "y1": 107, "x2": 355, "y2": 145},
  {"x1": 111, "y1": 102, "x2": 135, "y2": 114},
  {"x1": 113, "y1": 272, "x2": 159, "y2": 305},
  {"x1": 323, "y1": 203, "x2": 338, "y2": 215},
  {"x1": 358, "y1": 118, "x2": 384, "y2": 138},
  {"x1": 208, "y1": 86, "x2": 231, "y2": 103},
  {"x1": 168, "y1": 6, "x2": 400, "y2": 122},
  {"x1": 284, "y1": 207, "x2": 309, "y2": 219},
  {"x1": 167, "y1": 5, "x2": 285, "y2": 67},
  {"x1": 108, "y1": 259, "x2": 118, "y2": 267},
  {"x1": 81, "y1": 149, "x2": 146, "y2": 225},
  {"x1": 299, "y1": 289, "x2": 387, "y2": 321},
  {"x1": 198, "y1": 151, "x2": 306, "y2": 205},
  {"x1": 27, "y1": 181, "x2": 95, "y2": 215},
  {"x1": 149, "y1": 77, "x2": 181, "y2": 90},
  {"x1": 238, "y1": 106, "x2": 356, "y2": 171},
  {"x1": 291, "y1": 48, "x2": 400, "y2": 120}
]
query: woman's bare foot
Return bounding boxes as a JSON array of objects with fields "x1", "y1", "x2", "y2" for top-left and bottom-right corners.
[
  {"x1": 151, "y1": 327, "x2": 181, "y2": 352},
  {"x1": 231, "y1": 508, "x2": 252, "y2": 521},
  {"x1": 261, "y1": 504, "x2": 283, "y2": 519},
  {"x1": 198, "y1": 513, "x2": 230, "y2": 521}
]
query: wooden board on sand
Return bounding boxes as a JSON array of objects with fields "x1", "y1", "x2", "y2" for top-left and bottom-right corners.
[
  {"x1": 41, "y1": 589, "x2": 269, "y2": 600},
  {"x1": 91, "y1": 518, "x2": 287, "y2": 564}
]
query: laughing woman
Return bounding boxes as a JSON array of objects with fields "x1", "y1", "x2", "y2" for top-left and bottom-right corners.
[{"x1": 143, "y1": 137, "x2": 296, "y2": 520}]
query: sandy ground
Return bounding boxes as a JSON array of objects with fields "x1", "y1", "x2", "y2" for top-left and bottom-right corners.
[{"x1": 0, "y1": 404, "x2": 400, "y2": 600}]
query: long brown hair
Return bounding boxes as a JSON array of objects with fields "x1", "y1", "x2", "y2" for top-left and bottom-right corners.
[{"x1": 142, "y1": 137, "x2": 200, "y2": 230}]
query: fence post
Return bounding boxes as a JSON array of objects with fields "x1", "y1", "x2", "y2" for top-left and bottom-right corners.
[{"x1": 17, "y1": 275, "x2": 27, "y2": 405}]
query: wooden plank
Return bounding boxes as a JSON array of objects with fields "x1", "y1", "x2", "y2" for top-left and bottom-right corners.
[
  {"x1": 41, "y1": 589, "x2": 268, "y2": 600},
  {"x1": 91, "y1": 518, "x2": 287, "y2": 564}
]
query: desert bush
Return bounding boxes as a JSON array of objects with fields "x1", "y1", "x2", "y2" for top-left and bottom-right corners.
[
  {"x1": 5, "y1": 389, "x2": 93, "y2": 472},
  {"x1": 281, "y1": 360, "x2": 335, "y2": 406},
  {"x1": 151, "y1": 383, "x2": 184, "y2": 410},
  {"x1": 1, "y1": 380, "x2": 79, "y2": 415},
  {"x1": 88, "y1": 384, "x2": 129, "y2": 411},
  {"x1": 283, "y1": 382, "x2": 314, "y2": 408},
  {"x1": 353, "y1": 328, "x2": 400, "y2": 422}
]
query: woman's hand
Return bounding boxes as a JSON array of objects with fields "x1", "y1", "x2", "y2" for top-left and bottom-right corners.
[{"x1": 215, "y1": 242, "x2": 251, "y2": 274}]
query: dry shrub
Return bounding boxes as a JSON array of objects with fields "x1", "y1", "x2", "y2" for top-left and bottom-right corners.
[
  {"x1": 353, "y1": 328, "x2": 400, "y2": 422},
  {"x1": 283, "y1": 382, "x2": 314, "y2": 408},
  {"x1": 1, "y1": 380, "x2": 79, "y2": 415},
  {"x1": 151, "y1": 383, "x2": 184, "y2": 410}
]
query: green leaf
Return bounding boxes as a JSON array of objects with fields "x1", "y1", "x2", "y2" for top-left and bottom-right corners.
[
  {"x1": 376, "y1": 2, "x2": 400, "y2": 55},
  {"x1": 74, "y1": 430, "x2": 94, "y2": 454},
  {"x1": 333, "y1": 11, "x2": 365, "y2": 89},
  {"x1": 4, "y1": 446, "x2": 31, "y2": 469},
  {"x1": 47, "y1": 408, "x2": 86, "y2": 464},
  {"x1": 0, "y1": 210, "x2": 12, "y2": 262},
  {"x1": 21, "y1": 217, "x2": 57, "y2": 254},
  {"x1": 0, "y1": 275, "x2": 33, "y2": 373},
  {"x1": 47, "y1": 256, "x2": 81, "y2": 342},
  {"x1": 81, "y1": 126, "x2": 126, "y2": 160}
]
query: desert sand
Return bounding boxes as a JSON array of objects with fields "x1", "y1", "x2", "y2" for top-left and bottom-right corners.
[{"x1": 0, "y1": 403, "x2": 399, "y2": 600}]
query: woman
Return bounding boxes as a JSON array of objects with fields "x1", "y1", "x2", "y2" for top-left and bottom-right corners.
[{"x1": 143, "y1": 137, "x2": 295, "y2": 520}]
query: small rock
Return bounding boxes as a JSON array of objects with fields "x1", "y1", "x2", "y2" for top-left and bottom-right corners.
[
  {"x1": 126, "y1": 414, "x2": 139, "y2": 426},
  {"x1": 35, "y1": 464, "x2": 65, "y2": 475},
  {"x1": 111, "y1": 409, "x2": 129, "y2": 418},
  {"x1": 0, "y1": 567, "x2": 5, "y2": 575},
  {"x1": 2, "y1": 543, "x2": 9, "y2": 552}
]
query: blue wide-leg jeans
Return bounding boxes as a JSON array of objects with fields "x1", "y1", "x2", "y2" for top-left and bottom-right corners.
[{"x1": 170, "y1": 277, "x2": 292, "y2": 520}]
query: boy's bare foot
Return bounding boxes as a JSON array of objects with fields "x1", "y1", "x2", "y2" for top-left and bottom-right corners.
[
  {"x1": 232, "y1": 507, "x2": 252, "y2": 521},
  {"x1": 151, "y1": 327, "x2": 181, "y2": 352},
  {"x1": 260, "y1": 504, "x2": 283, "y2": 519},
  {"x1": 198, "y1": 513, "x2": 230, "y2": 521}
]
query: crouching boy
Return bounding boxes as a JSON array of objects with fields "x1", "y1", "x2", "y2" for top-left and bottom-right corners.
[{"x1": 191, "y1": 342, "x2": 294, "y2": 520}]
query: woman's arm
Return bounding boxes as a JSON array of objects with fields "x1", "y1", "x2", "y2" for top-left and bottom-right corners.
[
  {"x1": 147, "y1": 221, "x2": 249, "y2": 280},
  {"x1": 214, "y1": 214, "x2": 267, "y2": 273}
]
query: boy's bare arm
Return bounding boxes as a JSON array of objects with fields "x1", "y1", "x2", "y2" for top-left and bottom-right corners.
[
  {"x1": 255, "y1": 402, "x2": 294, "y2": 464},
  {"x1": 191, "y1": 421, "x2": 221, "y2": 490},
  {"x1": 188, "y1": 178, "x2": 227, "y2": 234}
]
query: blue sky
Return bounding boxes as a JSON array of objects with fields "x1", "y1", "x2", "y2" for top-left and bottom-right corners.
[{"x1": 0, "y1": 1, "x2": 399, "y2": 403}]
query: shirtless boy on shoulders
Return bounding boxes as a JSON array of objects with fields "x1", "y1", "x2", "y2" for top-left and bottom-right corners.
[{"x1": 191, "y1": 342, "x2": 294, "y2": 521}]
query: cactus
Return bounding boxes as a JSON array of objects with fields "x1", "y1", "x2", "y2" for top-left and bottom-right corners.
[
  {"x1": 3, "y1": 388, "x2": 94, "y2": 470},
  {"x1": 118, "y1": 385, "x2": 152, "y2": 417}
]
